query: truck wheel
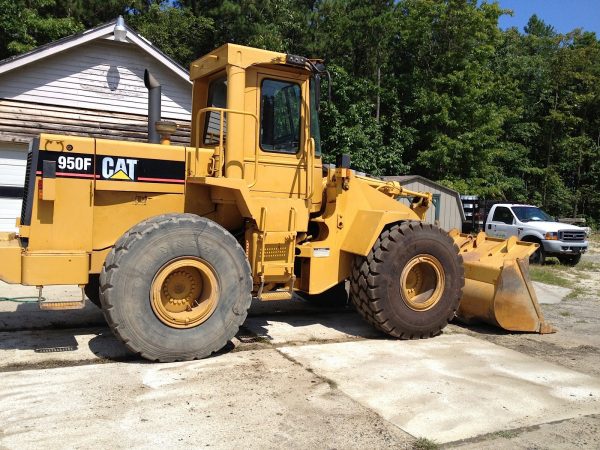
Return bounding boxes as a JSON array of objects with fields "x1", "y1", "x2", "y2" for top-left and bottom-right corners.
[
  {"x1": 350, "y1": 222, "x2": 464, "y2": 338},
  {"x1": 84, "y1": 274, "x2": 101, "y2": 307},
  {"x1": 558, "y1": 254, "x2": 581, "y2": 266},
  {"x1": 99, "y1": 214, "x2": 252, "y2": 362},
  {"x1": 529, "y1": 246, "x2": 546, "y2": 265}
]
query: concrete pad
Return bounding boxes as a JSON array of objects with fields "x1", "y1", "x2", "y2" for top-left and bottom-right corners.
[
  {"x1": 533, "y1": 281, "x2": 572, "y2": 304},
  {"x1": 244, "y1": 311, "x2": 381, "y2": 344},
  {"x1": 0, "y1": 349, "x2": 412, "y2": 449},
  {"x1": 280, "y1": 334, "x2": 600, "y2": 443},
  {"x1": 0, "y1": 282, "x2": 104, "y2": 331}
]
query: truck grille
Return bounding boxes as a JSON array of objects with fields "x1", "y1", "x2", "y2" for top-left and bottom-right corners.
[
  {"x1": 559, "y1": 230, "x2": 586, "y2": 242},
  {"x1": 20, "y1": 138, "x2": 39, "y2": 227}
]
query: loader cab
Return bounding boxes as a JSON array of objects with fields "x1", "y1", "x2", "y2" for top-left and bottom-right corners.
[{"x1": 189, "y1": 44, "x2": 323, "y2": 209}]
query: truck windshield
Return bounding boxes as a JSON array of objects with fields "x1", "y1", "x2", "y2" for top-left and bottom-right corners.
[{"x1": 512, "y1": 206, "x2": 554, "y2": 222}]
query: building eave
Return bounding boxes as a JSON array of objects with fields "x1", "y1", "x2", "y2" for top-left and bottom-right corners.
[{"x1": 0, "y1": 20, "x2": 190, "y2": 84}]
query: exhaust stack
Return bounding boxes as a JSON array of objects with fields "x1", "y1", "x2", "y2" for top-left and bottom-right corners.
[{"x1": 144, "y1": 69, "x2": 161, "y2": 144}]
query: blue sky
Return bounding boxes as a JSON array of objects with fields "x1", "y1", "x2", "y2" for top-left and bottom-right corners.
[{"x1": 495, "y1": 0, "x2": 600, "y2": 34}]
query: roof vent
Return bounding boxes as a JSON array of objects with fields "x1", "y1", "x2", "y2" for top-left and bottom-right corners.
[{"x1": 114, "y1": 16, "x2": 127, "y2": 42}]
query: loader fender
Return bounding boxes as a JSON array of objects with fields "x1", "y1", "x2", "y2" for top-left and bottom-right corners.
[
  {"x1": 341, "y1": 210, "x2": 414, "y2": 256},
  {"x1": 340, "y1": 177, "x2": 421, "y2": 256}
]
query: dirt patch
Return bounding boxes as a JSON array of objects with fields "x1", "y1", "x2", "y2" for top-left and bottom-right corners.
[
  {"x1": 451, "y1": 247, "x2": 600, "y2": 377},
  {"x1": 447, "y1": 414, "x2": 600, "y2": 449},
  {"x1": 443, "y1": 240, "x2": 600, "y2": 447}
]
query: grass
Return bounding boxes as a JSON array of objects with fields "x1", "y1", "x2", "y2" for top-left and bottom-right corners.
[
  {"x1": 412, "y1": 438, "x2": 439, "y2": 450},
  {"x1": 559, "y1": 311, "x2": 572, "y2": 317},
  {"x1": 529, "y1": 265, "x2": 573, "y2": 288},
  {"x1": 493, "y1": 430, "x2": 518, "y2": 439},
  {"x1": 575, "y1": 260, "x2": 600, "y2": 272},
  {"x1": 588, "y1": 232, "x2": 600, "y2": 245},
  {"x1": 565, "y1": 286, "x2": 586, "y2": 300}
]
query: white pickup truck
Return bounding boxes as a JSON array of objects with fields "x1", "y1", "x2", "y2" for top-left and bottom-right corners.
[{"x1": 485, "y1": 204, "x2": 588, "y2": 265}]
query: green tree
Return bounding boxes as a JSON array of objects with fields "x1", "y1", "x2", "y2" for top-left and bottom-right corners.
[
  {"x1": 128, "y1": 4, "x2": 214, "y2": 66},
  {"x1": 389, "y1": 0, "x2": 514, "y2": 197},
  {"x1": 177, "y1": 0, "x2": 308, "y2": 53},
  {"x1": 319, "y1": 65, "x2": 409, "y2": 175},
  {"x1": 1, "y1": 0, "x2": 599, "y2": 225},
  {"x1": 0, "y1": 0, "x2": 83, "y2": 59}
]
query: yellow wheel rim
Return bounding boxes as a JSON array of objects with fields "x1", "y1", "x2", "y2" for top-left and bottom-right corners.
[
  {"x1": 400, "y1": 254, "x2": 445, "y2": 311},
  {"x1": 151, "y1": 257, "x2": 219, "y2": 329}
]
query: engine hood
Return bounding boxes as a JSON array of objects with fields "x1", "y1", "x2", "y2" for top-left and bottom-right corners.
[{"x1": 521, "y1": 221, "x2": 585, "y2": 233}]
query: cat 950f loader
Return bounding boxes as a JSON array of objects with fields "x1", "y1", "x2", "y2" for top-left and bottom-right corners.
[{"x1": 0, "y1": 44, "x2": 553, "y2": 361}]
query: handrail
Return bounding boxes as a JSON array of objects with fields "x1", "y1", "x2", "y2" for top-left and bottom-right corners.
[
  {"x1": 195, "y1": 107, "x2": 260, "y2": 187},
  {"x1": 306, "y1": 138, "x2": 315, "y2": 200}
]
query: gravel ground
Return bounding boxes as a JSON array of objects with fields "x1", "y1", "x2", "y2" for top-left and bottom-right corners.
[
  {"x1": 0, "y1": 235, "x2": 599, "y2": 449},
  {"x1": 445, "y1": 235, "x2": 600, "y2": 449}
]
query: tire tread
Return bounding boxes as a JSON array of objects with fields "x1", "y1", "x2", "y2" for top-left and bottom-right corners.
[
  {"x1": 349, "y1": 221, "x2": 464, "y2": 339},
  {"x1": 99, "y1": 213, "x2": 252, "y2": 362}
]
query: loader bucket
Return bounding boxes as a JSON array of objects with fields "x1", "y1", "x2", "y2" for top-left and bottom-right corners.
[{"x1": 449, "y1": 231, "x2": 555, "y2": 334}]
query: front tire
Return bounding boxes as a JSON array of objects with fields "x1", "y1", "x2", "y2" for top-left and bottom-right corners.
[
  {"x1": 529, "y1": 246, "x2": 546, "y2": 265},
  {"x1": 558, "y1": 254, "x2": 581, "y2": 266},
  {"x1": 350, "y1": 222, "x2": 464, "y2": 338},
  {"x1": 99, "y1": 214, "x2": 252, "y2": 362}
]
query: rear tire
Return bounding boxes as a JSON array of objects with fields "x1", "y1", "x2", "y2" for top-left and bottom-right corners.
[
  {"x1": 350, "y1": 222, "x2": 464, "y2": 338},
  {"x1": 99, "y1": 214, "x2": 252, "y2": 362},
  {"x1": 558, "y1": 254, "x2": 581, "y2": 266}
]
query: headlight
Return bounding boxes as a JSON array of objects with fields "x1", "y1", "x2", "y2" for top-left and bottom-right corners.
[{"x1": 545, "y1": 232, "x2": 558, "y2": 240}]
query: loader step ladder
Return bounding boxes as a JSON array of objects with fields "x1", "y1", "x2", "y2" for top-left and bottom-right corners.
[
  {"x1": 37, "y1": 286, "x2": 86, "y2": 310},
  {"x1": 257, "y1": 275, "x2": 296, "y2": 301},
  {"x1": 255, "y1": 207, "x2": 297, "y2": 301}
]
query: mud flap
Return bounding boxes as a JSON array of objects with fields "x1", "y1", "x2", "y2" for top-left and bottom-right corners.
[{"x1": 450, "y1": 231, "x2": 555, "y2": 334}]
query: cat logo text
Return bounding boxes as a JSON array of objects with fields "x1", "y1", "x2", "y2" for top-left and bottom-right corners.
[{"x1": 101, "y1": 157, "x2": 138, "y2": 181}]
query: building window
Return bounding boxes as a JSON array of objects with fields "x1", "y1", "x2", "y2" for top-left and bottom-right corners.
[{"x1": 432, "y1": 194, "x2": 441, "y2": 222}]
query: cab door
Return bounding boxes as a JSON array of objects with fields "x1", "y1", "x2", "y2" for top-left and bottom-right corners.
[
  {"x1": 244, "y1": 68, "x2": 308, "y2": 198},
  {"x1": 487, "y1": 206, "x2": 517, "y2": 239}
]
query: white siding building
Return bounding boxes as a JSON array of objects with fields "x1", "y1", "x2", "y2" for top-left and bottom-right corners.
[
  {"x1": 0, "y1": 19, "x2": 192, "y2": 231},
  {"x1": 383, "y1": 175, "x2": 466, "y2": 232}
]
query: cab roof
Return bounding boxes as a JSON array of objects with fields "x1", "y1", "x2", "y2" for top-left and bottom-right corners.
[{"x1": 189, "y1": 43, "x2": 287, "y2": 80}]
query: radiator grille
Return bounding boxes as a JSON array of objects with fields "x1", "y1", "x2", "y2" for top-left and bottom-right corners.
[
  {"x1": 20, "y1": 138, "x2": 39, "y2": 227},
  {"x1": 20, "y1": 151, "x2": 33, "y2": 225},
  {"x1": 559, "y1": 230, "x2": 586, "y2": 242}
]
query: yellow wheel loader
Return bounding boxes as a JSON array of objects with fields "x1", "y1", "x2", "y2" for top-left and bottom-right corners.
[{"x1": 0, "y1": 44, "x2": 553, "y2": 362}]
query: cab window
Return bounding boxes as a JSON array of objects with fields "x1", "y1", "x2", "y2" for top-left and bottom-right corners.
[
  {"x1": 204, "y1": 76, "x2": 227, "y2": 145},
  {"x1": 260, "y1": 79, "x2": 301, "y2": 154},
  {"x1": 492, "y1": 206, "x2": 514, "y2": 224}
]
